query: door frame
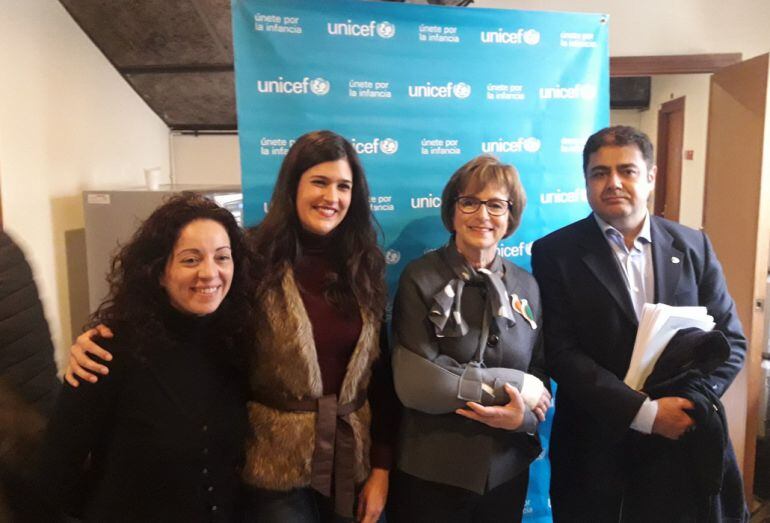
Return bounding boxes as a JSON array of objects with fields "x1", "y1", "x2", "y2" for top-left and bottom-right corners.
[
  {"x1": 654, "y1": 96, "x2": 686, "y2": 220},
  {"x1": 703, "y1": 54, "x2": 770, "y2": 500}
]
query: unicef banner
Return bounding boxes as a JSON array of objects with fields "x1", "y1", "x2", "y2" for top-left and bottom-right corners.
[{"x1": 232, "y1": 1, "x2": 608, "y2": 520}]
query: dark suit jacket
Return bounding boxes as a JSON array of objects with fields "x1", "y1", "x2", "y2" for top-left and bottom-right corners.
[
  {"x1": 39, "y1": 322, "x2": 248, "y2": 522},
  {"x1": 531, "y1": 215, "x2": 746, "y2": 521}
]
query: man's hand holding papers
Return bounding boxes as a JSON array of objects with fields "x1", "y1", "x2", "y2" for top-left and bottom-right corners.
[{"x1": 624, "y1": 303, "x2": 715, "y2": 391}]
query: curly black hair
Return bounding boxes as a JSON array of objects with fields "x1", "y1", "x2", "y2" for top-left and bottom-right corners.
[{"x1": 90, "y1": 192, "x2": 255, "y2": 365}]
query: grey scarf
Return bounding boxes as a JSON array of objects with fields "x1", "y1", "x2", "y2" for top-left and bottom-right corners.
[{"x1": 428, "y1": 241, "x2": 516, "y2": 338}]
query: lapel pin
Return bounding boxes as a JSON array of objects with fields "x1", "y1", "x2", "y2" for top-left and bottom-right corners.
[
  {"x1": 671, "y1": 256, "x2": 680, "y2": 264},
  {"x1": 511, "y1": 294, "x2": 537, "y2": 329}
]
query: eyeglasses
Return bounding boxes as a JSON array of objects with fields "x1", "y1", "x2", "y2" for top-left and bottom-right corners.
[{"x1": 455, "y1": 196, "x2": 512, "y2": 216}]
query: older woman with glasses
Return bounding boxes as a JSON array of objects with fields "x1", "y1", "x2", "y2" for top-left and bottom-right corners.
[{"x1": 388, "y1": 155, "x2": 550, "y2": 523}]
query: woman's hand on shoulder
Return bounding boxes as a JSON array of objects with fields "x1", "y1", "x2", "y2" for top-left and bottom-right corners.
[
  {"x1": 357, "y1": 467, "x2": 389, "y2": 523},
  {"x1": 455, "y1": 383, "x2": 526, "y2": 430},
  {"x1": 64, "y1": 325, "x2": 115, "y2": 387}
]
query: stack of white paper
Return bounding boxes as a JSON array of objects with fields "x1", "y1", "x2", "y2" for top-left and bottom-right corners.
[{"x1": 624, "y1": 303, "x2": 715, "y2": 390}]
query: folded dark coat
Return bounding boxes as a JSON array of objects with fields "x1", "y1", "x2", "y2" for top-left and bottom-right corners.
[{"x1": 622, "y1": 328, "x2": 748, "y2": 523}]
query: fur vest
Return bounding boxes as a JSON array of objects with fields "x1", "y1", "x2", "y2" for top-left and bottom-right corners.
[{"x1": 243, "y1": 267, "x2": 380, "y2": 490}]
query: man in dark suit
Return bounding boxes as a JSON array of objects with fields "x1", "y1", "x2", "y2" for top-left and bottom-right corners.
[{"x1": 531, "y1": 126, "x2": 746, "y2": 521}]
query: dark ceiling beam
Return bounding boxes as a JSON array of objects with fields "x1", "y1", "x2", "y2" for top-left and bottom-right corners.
[
  {"x1": 120, "y1": 64, "x2": 233, "y2": 75},
  {"x1": 611, "y1": 53, "x2": 743, "y2": 76},
  {"x1": 174, "y1": 130, "x2": 239, "y2": 135},
  {"x1": 170, "y1": 123, "x2": 238, "y2": 131}
]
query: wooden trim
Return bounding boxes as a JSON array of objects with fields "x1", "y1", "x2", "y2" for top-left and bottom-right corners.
[
  {"x1": 611, "y1": 53, "x2": 743, "y2": 77},
  {"x1": 659, "y1": 95, "x2": 686, "y2": 114},
  {"x1": 654, "y1": 97, "x2": 686, "y2": 219}
]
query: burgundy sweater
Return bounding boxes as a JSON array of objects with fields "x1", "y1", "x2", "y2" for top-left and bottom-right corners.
[{"x1": 293, "y1": 232, "x2": 398, "y2": 470}]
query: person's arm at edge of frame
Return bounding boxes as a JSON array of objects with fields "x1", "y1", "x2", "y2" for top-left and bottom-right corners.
[{"x1": 37, "y1": 337, "x2": 123, "y2": 517}]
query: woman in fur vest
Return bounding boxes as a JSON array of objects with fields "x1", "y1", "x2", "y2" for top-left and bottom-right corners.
[
  {"x1": 240, "y1": 130, "x2": 397, "y2": 522},
  {"x1": 66, "y1": 130, "x2": 399, "y2": 523}
]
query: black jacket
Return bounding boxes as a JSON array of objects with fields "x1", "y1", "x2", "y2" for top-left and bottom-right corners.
[
  {"x1": 0, "y1": 232, "x2": 61, "y2": 520},
  {"x1": 40, "y1": 312, "x2": 249, "y2": 522},
  {"x1": 0, "y1": 231, "x2": 59, "y2": 417},
  {"x1": 622, "y1": 328, "x2": 748, "y2": 523}
]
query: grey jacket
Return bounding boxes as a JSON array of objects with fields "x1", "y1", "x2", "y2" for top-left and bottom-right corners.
[{"x1": 392, "y1": 242, "x2": 545, "y2": 494}]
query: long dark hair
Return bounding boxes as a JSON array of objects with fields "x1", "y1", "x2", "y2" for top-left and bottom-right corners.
[
  {"x1": 249, "y1": 130, "x2": 386, "y2": 317},
  {"x1": 91, "y1": 192, "x2": 255, "y2": 364}
]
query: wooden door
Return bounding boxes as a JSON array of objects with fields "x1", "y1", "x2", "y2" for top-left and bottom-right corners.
[
  {"x1": 703, "y1": 53, "x2": 770, "y2": 498},
  {"x1": 655, "y1": 97, "x2": 685, "y2": 221}
]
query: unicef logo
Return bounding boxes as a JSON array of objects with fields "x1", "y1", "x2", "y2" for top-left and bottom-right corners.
[
  {"x1": 579, "y1": 83, "x2": 597, "y2": 100},
  {"x1": 377, "y1": 21, "x2": 396, "y2": 39},
  {"x1": 453, "y1": 82, "x2": 472, "y2": 99},
  {"x1": 523, "y1": 137, "x2": 541, "y2": 153},
  {"x1": 310, "y1": 77, "x2": 331, "y2": 96},
  {"x1": 385, "y1": 249, "x2": 401, "y2": 265},
  {"x1": 380, "y1": 138, "x2": 399, "y2": 155},
  {"x1": 523, "y1": 29, "x2": 541, "y2": 45}
]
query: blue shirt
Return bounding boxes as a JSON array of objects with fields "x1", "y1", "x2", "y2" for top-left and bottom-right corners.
[
  {"x1": 594, "y1": 213, "x2": 654, "y2": 319},
  {"x1": 594, "y1": 212, "x2": 658, "y2": 433}
]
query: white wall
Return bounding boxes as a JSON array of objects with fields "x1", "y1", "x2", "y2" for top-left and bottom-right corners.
[
  {"x1": 475, "y1": 0, "x2": 770, "y2": 59},
  {"x1": 610, "y1": 109, "x2": 642, "y2": 129},
  {"x1": 611, "y1": 76, "x2": 710, "y2": 229},
  {"x1": 0, "y1": 1, "x2": 170, "y2": 365},
  {"x1": 171, "y1": 133, "x2": 241, "y2": 185},
  {"x1": 639, "y1": 74, "x2": 711, "y2": 228}
]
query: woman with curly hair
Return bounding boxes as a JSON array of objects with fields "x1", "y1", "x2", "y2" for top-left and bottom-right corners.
[
  {"x1": 67, "y1": 131, "x2": 399, "y2": 523},
  {"x1": 41, "y1": 193, "x2": 255, "y2": 521}
]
